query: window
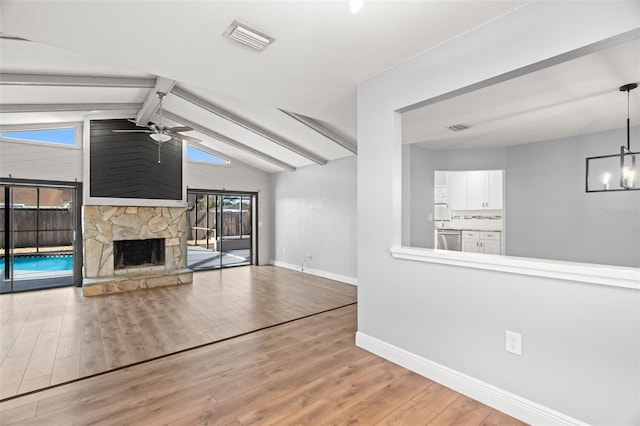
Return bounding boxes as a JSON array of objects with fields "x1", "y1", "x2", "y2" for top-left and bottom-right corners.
[
  {"x1": 1, "y1": 127, "x2": 77, "y2": 147},
  {"x1": 187, "y1": 145, "x2": 228, "y2": 164}
]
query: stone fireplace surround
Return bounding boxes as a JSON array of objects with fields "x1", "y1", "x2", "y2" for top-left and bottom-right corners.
[{"x1": 82, "y1": 205, "x2": 193, "y2": 296}]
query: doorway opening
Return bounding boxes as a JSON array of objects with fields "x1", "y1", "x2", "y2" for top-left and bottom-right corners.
[
  {"x1": 1, "y1": 179, "x2": 82, "y2": 293},
  {"x1": 186, "y1": 190, "x2": 257, "y2": 270}
]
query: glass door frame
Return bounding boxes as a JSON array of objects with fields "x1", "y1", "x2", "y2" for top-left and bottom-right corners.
[
  {"x1": 187, "y1": 188, "x2": 258, "y2": 269},
  {"x1": 1, "y1": 178, "x2": 83, "y2": 290}
]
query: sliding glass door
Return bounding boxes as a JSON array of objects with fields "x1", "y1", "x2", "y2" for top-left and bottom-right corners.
[
  {"x1": 1, "y1": 180, "x2": 81, "y2": 293},
  {"x1": 187, "y1": 190, "x2": 256, "y2": 270}
]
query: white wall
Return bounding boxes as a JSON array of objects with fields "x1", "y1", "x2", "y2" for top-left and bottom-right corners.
[
  {"x1": 271, "y1": 155, "x2": 357, "y2": 283},
  {"x1": 0, "y1": 139, "x2": 83, "y2": 182},
  {"x1": 358, "y1": 2, "x2": 640, "y2": 425}
]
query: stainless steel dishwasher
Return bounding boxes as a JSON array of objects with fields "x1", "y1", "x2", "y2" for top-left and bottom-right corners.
[{"x1": 436, "y1": 229, "x2": 462, "y2": 251}]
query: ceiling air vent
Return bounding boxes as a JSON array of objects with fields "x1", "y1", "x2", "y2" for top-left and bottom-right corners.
[
  {"x1": 448, "y1": 124, "x2": 470, "y2": 132},
  {"x1": 224, "y1": 20, "x2": 275, "y2": 51}
]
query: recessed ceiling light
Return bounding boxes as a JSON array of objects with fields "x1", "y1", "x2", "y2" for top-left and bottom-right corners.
[
  {"x1": 350, "y1": 0, "x2": 364, "y2": 14},
  {"x1": 223, "y1": 20, "x2": 275, "y2": 51},
  {"x1": 448, "y1": 124, "x2": 470, "y2": 132}
]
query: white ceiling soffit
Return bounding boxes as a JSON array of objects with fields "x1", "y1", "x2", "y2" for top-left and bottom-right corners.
[
  {"x1": 279, "y1": 109, "x2": 357, "y2": 154},
  {"x1": 402, "y1": 36, "x2": 640, "y2": 150},
  {"x1": 161, "y1": 94, "x2": 313, "y2": 169},
  {"x1": 153, "y1": 111, "x2": 288, "y2": 173},
  {"x1": 174, "y1": 84, "x2": 353, "y2": 160},
  {"x1": 0, "y1": 0, "x2": 525, "y2": 139},
  {"x1": 171, "y1": 85, "x2": 328, "y2": 165},
  {"x1": 160, "y1": 110, "x2": 295, "y2": 172}
]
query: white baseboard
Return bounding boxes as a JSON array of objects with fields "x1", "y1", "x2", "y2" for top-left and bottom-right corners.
[
  {"x1": 269, "y1": 259, "x2": 357, "y2": 286},
  {"x1": 355, "y1": 332, "x2": 587, "y2": 426}
]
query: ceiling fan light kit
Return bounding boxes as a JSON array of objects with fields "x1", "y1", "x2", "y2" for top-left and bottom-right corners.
[
  {"x1": 111, "y1": 91, "x2": 197, "y2": 164},
  {"x1": 149, "y1": 132, "x2": 171, "y2": 143},
  {"x1": 585, "y1": 83, "x2": 638, "y2": 192}
]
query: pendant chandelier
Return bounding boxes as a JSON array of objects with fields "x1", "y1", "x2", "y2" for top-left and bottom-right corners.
[{"x1": 586, "y1": 83, "x2": 638, "y2": 192}]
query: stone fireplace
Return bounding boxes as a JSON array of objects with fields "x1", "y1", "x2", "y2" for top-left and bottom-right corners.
[{"x1": 82, "y1": 205, "x2": 193, "y2": 296}]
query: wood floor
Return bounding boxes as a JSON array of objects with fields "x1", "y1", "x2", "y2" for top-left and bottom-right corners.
[
  {"x1": 0, "y1": 266, "x2": 357, "y2": 399},
  {"x1": 0, "y1": 304, "x2": 526, "y2": 425}
]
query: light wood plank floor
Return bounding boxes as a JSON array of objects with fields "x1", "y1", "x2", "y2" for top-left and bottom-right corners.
[
  {"x1": 0, "y1": 304, "x2": 526, "y2": 425},
  {"x1": 0, "y1": 266, "x2": 357, "y2": 399}
]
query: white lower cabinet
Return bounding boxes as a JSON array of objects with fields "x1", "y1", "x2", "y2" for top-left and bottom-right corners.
[{"x1": 461, "y1": 231, "x2": 501, "y2": 255}]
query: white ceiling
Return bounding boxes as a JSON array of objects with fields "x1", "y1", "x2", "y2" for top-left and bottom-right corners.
[
  {"x1": 0, "y1": 0, "x2": 525, "y2": 172},
  {"x1": 1, "y1": 1, "x2": 637, "y2": 171},
  {"x1": 402, "y1": 37, "x2": 640, "y2": 150}
]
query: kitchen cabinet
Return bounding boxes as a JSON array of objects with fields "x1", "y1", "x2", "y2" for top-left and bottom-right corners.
[
  {"x1": 467, "y1": 170, "x2": 503, "y2": 210},
  {"x1": 448, "y1": 171, "x2": 468, "y2": 210},
  {"x1": 462, "y1": 231, "x2": 501, "y2": 254},
  {"x1": 447, "y1": 170, "x2": 503, "y2": 211}
]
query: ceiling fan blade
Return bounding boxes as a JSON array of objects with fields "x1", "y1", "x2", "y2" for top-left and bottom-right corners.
[
  {"x1": 112, "y1": 129, "x2": 152, "y2": 133},
  {"x1": 177, "y1": 134, "x2": 202, "y2": 143},
  {"x1": 168, "y1": 126, "x2": 193, "y2": 133}
]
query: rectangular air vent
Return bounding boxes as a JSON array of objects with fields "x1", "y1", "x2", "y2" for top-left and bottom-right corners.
[
  {"x1": 224, "y1": 20, "x2": 275, "y2": 51},
  {"x1": 448, "y1": 124, "x2": 470, "y2": 132}
]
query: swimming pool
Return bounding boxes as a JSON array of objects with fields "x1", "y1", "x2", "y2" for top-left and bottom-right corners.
[{"x1": 0, "y1": 255, "x2": 73, "y2": 272}]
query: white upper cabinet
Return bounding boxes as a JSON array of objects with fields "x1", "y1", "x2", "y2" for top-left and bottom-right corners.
[
  {"x1": 466, "y1": 170, "x2": 503, "y2": 210},
  {"x1": 448, "y1": 171, "x2": 468, "y2": 210},
  {"x1": 440, "y1": 170, "x2": 503, "y2": 211}
]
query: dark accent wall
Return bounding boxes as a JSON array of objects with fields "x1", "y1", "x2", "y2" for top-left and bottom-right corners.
[{"x1": 90, "y1": 119, "x2": 182, "y2": 200}]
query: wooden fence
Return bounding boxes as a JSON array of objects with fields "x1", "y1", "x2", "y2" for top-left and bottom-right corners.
[
  {"x1": 187, "y1": 209, "x2": 251, "y2": 241},
  {"x1": 0, "y1": 208, "x2": 73, "y2": 249}
]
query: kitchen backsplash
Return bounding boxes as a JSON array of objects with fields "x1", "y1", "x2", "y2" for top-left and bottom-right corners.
[{"x1": 436, "y1": 210, "x2": 503, "y2": 231}]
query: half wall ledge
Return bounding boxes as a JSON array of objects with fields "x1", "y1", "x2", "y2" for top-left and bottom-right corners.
[
  {"x1": 390, "y1": 246, "x2": 640, "y2": 290},
  {"x1": 82, "y1": 268, "x2": 193, "y2": 296}
]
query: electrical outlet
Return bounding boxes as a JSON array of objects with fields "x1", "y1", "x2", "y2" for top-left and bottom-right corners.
[{"x1": 505, "y1": 330, "x2": 522, "y2": 355}]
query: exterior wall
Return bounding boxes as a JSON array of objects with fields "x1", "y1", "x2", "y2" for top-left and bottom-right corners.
[
  {"x1": 0, "y1": 139, "x2": 83, "y2": 182},
  {"x1": 271, "y1": 155, "x2": 357, "y2": 283},
  {"x1": 358, "y1": 2, "x2": 640, "y2": 425}
]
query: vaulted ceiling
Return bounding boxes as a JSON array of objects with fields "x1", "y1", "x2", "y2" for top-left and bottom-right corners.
[
  {"x1": 1, "y1": 1, "x2": 638, "y2": 172},
  {"x1": 0, "y1": 0, "x2": 524, "y2": 172}
]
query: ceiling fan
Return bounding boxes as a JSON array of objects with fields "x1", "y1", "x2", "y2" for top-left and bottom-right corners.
[{"x1": 113, "y1": 91, "x2": 200, "y2": 163}]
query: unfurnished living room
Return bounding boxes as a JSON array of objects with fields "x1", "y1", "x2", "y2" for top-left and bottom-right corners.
[{"x1": 0, "y1": 1, "x2": 639, "y2": 425}]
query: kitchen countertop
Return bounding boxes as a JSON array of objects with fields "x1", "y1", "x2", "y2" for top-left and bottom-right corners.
[{"x1": 438, "y1": 228, "x2": 503, "y2": 232}]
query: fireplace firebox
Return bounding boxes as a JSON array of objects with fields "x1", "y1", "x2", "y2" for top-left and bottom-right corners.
[{"x1": 114, "y1": 238, "x2": 165, "y2": 270}]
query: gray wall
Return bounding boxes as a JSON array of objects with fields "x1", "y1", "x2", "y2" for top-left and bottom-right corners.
[
  {"x1": 508, "y1": 126, "x2": 639, "y2": 267},
  {"x1": 406, "y1": 127, "x2": 640, "y2": 267},
  {"x1": 403, "y1": 145, "x2": 507, "y2": 249},
  {"x1": 358, "y1": 2, "x2": 639, "y2": 425},
  {"x1": 271, "y1": 155, "x2": 357, "y2": 281}
]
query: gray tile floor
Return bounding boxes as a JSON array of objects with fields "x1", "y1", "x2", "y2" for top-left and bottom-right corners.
[{"x1": 187, "y1": 245, "x2": 251, "y2": 270}]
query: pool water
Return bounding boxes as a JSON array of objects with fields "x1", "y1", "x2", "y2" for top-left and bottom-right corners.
[{"x1": 0, "y1": 255, "x2": 73, "y2": 272}]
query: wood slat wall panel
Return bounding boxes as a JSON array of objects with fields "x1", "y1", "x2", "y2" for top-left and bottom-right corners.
[{"x1": 89, "y1": 119, "x2": 182, "y2": 200}]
